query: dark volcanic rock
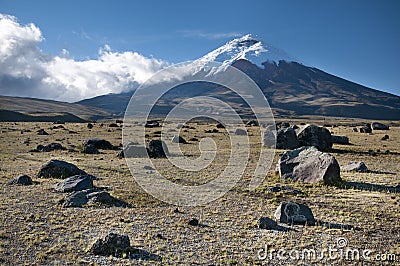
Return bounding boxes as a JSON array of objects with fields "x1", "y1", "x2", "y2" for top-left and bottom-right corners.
[
  {"x1": 276, "y1": 127, "x2": 300, "y2": 149},
  {"x1": 371, "y1": 122, "x2": 389, "y2": 130},
  {"x1": 108, "y1": 123, "x2": 119, "y2": 127},
  {"x1": 53, "y1": 175, "x2": 93, "y2": 192},
  {"x1": 235, "y1": 128, "x2": 247, "y2": 136},
  {"x1": 61, "y1": 189, "x2": 127, "y2": 207},
  {"x1": 277, "y1": 146, "x2": 341, "y2": 185},
  {"x1": 381, "y1": 134, "x2": 389, "y2": 140},
  {"x1": 37, "y1": 129, "x2": 49, "y2": 135},
  {"x1": 188, "y1": 218, "x2": 199, "y2": 226},
  {"x1": 205, "y1": 129, "x2": 219, "y2": 133},
  {"x1": 216, "y1": 123, "x2": 225, "y2": 129},
  {"x1": 37, "y1": 160, "x2": 86, "y2": 179},
  {"x1": 360, "y1": 124, "x2": 372, "y2": 133},
  {"x1": 87, "y1": 123, "x2": 94, "y2": 129},
  {"x1": 90, "y1": 233, "x2": 130, "y2": 256},
  {"x1": 32, "y1": 143, "x2": 66, "y2": 152},
  {"x1": 331, "y1": 135, "x2": 350, "y2": 145},
  {"x1": 258, "y1": 217, "x2": 278, "y2": 229},
  {"x1": 145, "y1": 120, "x2": 160, "y2": 128},
  {"x1": 342, "y1": 162, "x2": 368, "y2": 172},
  {"x1": 147, "y1": 140, "x2": 169, "y2": 158},
  {"x1": 296, "y1": 124, "x2": 332, "y2": 151},
  {"x1": 82, "y1": 144, "x2": 99, "y2": 154},
  {"x1": 246, "y1": 120, "x2": 259, "y2": 127},
  {"x1": 6, "y1": 175, "x2": 33, "y2": 186},
  {"x1": 83, "y1": 138, "x2": 115, "y2": 150},
  {"x1": 275, "y1": 202, "x2": 316, "y2": 225}
]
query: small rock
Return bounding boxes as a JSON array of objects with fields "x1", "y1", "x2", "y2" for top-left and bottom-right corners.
[
  {"x1": 90, "y1": 233, "x2": 130, "y2": 256},
  {"x1": 352, "y1": 127, "x2": 358, "y2": 132},
  {"x1": 189, "y1": 137, "x2": 198, "y2": 142},
  {"x1": 205, "y1": 129, "x2": 219, "y2": 133},
  {"x1": 188, "y1": 218, "x2": 199, "y2": 226},
  {"x1": 246, "y1": 120, "x2": 259, "y2": 127},
  {"x1": 258, "y1": 217, "x2": 277, "y2": 229},
  {"x1": 381, "y1": 134, "x2": 389, "y2": 141},
  {"x1": 145, "y1": 120, "x2": 160, "y2": 128},
  {"x1": 172, "y1": 135, "x2": 187, "y2": 144},
  {"x1": 116, "y1": 145, "x2": 148, "y2": 158},
  {"x1": 53, "y1": 175, "x2": 94, "y2": 192},
  {"x1": 83, "y1": 138, "x2": 115, "y2": 150},
  {"x1": 108, "y1": 123, "x2": 119, "y2": 127},
  {"x1": 143, "y1": 166, "x2": 154, "y2": 170},
  {"x1": 274, "y1": 202, "x2": 316, "y2": 225},
  {"x1": 216, "y1": 123, "x2": 225, "y2": 129},
  {"x1": 6, "y1": 175, "x2": 33, "y2": 186},
  {"x1": 36, "y1": 159, "x2": 86, "y2": 179},
  {"x1": 360, "y1": 124, "x2": 372, "y2": 133},
  {"x1": 37, "y1": 129, "x2": 49, "y2": 135},
  {"x1": 342, "y1": 162, "x2": 368, "y2": 172},
  {"x1": 235, "y1": 128, "x2": 247, "y2": 136},
  {"x1": 87, "y1": 123, "x2": 94, "y2": 129},
  {"x1": 262, "y1": 130, "x2": 276, "y2": 148},
  {"x1": 31, "y1": 143, "x2": 66, "y2": 152}
]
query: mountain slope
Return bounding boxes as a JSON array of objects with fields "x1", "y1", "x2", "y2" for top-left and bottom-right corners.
[{"x1": 0, "y1": 96, "x2": 110, "y2": 120}]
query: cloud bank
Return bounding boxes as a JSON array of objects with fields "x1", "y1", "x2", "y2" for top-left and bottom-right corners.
[{"x1": 0, "y1": 14, "x2": 168, "y2": 102}]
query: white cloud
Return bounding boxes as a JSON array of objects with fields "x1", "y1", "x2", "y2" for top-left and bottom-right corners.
[{"x1": 0, "y1": 14, "x2": 168, "y2": 102}]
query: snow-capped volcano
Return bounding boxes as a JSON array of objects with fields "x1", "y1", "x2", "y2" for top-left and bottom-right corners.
[{"x1": 195, "y1": 34, "x2": 297, "y2": 74}]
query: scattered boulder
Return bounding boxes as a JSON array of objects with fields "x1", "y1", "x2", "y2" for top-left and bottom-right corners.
[
  {"x1": 205, "y1": 129, "x2": 219, "y2": 133},
  {"x1": 267, "y1": 186, "x2": 303, "y2": 195},
  {"x1": 276, "y1": 127, "x2": 300, "y2": 149},
  {"x1": 82, "y1": 144, "x2": 99, "y2": 154},
  {"x1": 37, "y1": 129, "x2": 49, "y2": 135},
  {"x1": 246, "y1": 120, "x2": 259, "y2": 127},
  {"x1": 216, "y1": 123, "x2": 225, "y2": 129},
  {"x1": 296, "y1": 124, "x2": 332, "y2": 151},
  {"x1": 235, "y1": 128, "x2": 247, "y2": 136},
  {"x1": 83, "y1": 138, "x2": 115, "y2": 150},
  {"x1": 371, "y1": 122, "x2": 389, "y2": 130},
  {"x1": 90, "y1": 233, "x2": 130, "y2": 256},
  {"x1": 6, "y1": 175, "x2": 32, "y2": 186},
  {"x1": 188, "y1": 218, "x2": 199, "y2": 226},
  {"x1": 108, "y1": 123, "x2": 119, "y2": 127},
  {"x1": 342, "y1": 162, "x2": 368, "y2": 172},
  {"x1": 53, "y1": 175, "x2": 94, "y2": 192},
  {"x1": 331, "y1": 135, "x2": 350, "y2": 145},
  {"x1": 263, "y1": 130, "x2": 276, "y2": 148},
  {"x1": 172, "y1": 135, "x2": 187, "y2": 144},
  {"x1": 352, "y1": 127, "x2": 358, "y2": 132},
  {"x1": 258, "y1": 217, "x2": 278, "y2": 229},
  {"x1": 36, "y1": 160, "x2": 86, "y2": 179},
  {"x1": 31, "y1": 143, "x2": 66, "y2": 152},
  {"x1": 381, "y1": 134, "x2": 389, "y2": 141},
  {"x1": 87, "y1": 123, "x2": 94, "y2": 129},
  {"x1": 147, "y1": 140, "x2": 169, "y2": 158},
  {"x1": 275, "y1": 202, "x2": 316, "y2": 225},
  {"x1": 145, "y1": 120, "x2": 160, "y2": 128},
  {"x1": 277, "y1": 146, "x2": 341, "y2": 185},
  {"x1": 116, "y1": 145, "x2": 148, "y2": 158},
  {"x1": 276, "y1": 122, "x2": 290, "y2": 129},
  {"x1": 189, "y1": 137, "x2": 198, "y2": 142},
  {"x1": 360, "y1": 124, "x2": 372, "y2": 133},
  {"x1": 61, "y1": 189, "x2": 127, "y2": 207},
  {"x1": 115, "y1": 119, "x2": 123, "y2": 124}
]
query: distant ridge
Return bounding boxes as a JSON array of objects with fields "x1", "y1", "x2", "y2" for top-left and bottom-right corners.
[{"x1": 0, "y1": 110, "x2": 86, "y2": 122}]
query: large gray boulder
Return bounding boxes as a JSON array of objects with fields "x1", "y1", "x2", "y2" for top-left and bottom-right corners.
[
  {"x1": 61, "y1": 189, "x2": 126, "y2": 207},
  {"x1": 277, "y1": 146, "x2": 341, "y2": 185},
  {"x1": 275, "y1": 202, "x2": 316, "y2": 225},
  {"x1": 53, "y1": 175, "x2": 93, "y2": 192},
  {"x1": 296, "y1": 124, "x2": 332, "y2": 151},
  {"x1": 36, "y1": 160, "x2": 86, "y2": 179},
  {"x1": 371, "y1": 122, "x2": 389, "y2": 130},
  {"x1": 276, "y1": 127, "x2": 300, "y2": 149}
]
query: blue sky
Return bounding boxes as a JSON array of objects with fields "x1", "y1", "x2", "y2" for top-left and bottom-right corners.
[{"x1": 0, "y1": 0, "x2": 399, "y2": 100}]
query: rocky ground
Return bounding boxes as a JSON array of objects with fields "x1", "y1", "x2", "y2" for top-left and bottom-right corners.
[{"x1": 0, "y1": 119, "x2": 399, "y2": 265}]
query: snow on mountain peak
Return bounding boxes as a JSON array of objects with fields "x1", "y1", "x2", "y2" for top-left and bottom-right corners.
[{"x1": 194, "y1": 34, "x2": 296, "y2": 75}]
